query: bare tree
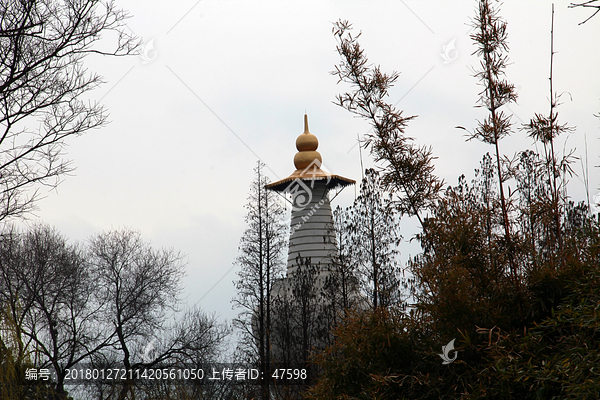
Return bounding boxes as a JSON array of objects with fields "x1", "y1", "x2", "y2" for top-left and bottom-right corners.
[
  {"x1": 1, "y1": 225, "x2": 228, "y2": 400},
  {"x1": 0, "y1": 0, "x2": 139, "y2": 221},
  {"x1": 232, "y1": 161, "x2": 286, "y2": 400},
  {"x1": 85, "y1": 228, "x2": 229, "y2": 400},
  {"x1": 88, "y1": 228, "x2": 215, "y2": 400},
  {"x1": 0, "y1": 224, "x2": 108, "y2": 399},
  {"x1": 105, "y1": 307, "x2": 230, "y2": 400}
]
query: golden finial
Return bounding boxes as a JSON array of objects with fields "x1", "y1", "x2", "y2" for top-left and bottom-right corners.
[
  {"x1": 264, "y1": 113, "x2": 356, "y2": 192},
  {"x1": 294, "y1": 114, "x2": 321, "y2": 169},
  {"x1": 304, "y1": 113, "x2": 309, "y2": 133}
]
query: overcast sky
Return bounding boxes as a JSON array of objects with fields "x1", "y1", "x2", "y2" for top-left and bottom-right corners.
[{"x1": 18, "y1": 0, "x2": 600, "y2": 325}]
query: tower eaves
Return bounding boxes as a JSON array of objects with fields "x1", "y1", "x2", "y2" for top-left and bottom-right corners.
[{"x1": 266, "y1": 114, "x2": 355, "y2": 192}]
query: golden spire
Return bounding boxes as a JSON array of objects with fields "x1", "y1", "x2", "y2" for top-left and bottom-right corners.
[
  {"x1": 294, "y1": 114, "x2": 322, "y2": 170},
  {"x1": 265, "y1": 114, "x2": 355, "y2": 192}
]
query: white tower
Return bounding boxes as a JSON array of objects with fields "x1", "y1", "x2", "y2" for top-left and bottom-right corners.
[
  {"x1": 266, "y1": 115, "x2": 355, "y2": 276},
  {"x1": 262, "y1": 115, "x2": 359, "y2": 368}
]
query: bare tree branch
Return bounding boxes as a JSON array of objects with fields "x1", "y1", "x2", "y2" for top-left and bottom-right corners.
[
  {"x1": 569, "y1": 1, "x2": 600, "y2": 24},
  {"x1": 0, "y1": 0, "x2": 140, "y2": 221}
]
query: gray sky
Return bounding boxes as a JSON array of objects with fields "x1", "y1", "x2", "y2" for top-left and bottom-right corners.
[{"x1": 19, "y1": 0, "x2": 600, "y2": 325}]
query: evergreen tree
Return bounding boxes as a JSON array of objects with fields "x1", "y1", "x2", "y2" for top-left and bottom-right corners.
[
  {"x1": 464, "y1": 0, "x2": 520, "y2": 288},
  {"x1": 310, "y1": 3, "x2": 600, "y2": 398},
  {"x1": 320, "y1": 205, "x2": 362, "y2": 332},
  {"x1": 270, "y1": 256, "x2": 324, "y2": 399},
  {"x1": 331, "y1": 20, "x2": 443, "y2": 238}
]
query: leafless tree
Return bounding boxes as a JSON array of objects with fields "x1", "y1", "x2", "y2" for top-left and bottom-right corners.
[
  {"x1": 88, "y1": 228, "x2": 230, "y2": 400},
  {"x1": 0, "y1": 224, "x2": 105, "y2": 399},
  {"x1": 0, "y1": 225, "x2": 229, "y2": 400},
  {"x1": 0, "y1": 0, "x2": 139, "y2": 221},
  {"x1": 232, "y1": 161, "x2": 287, "y2": 400}
]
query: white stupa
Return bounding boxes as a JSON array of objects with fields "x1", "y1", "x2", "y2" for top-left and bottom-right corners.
[
  {"x1": 262, "y1": 115, "x2": 359, "y2": 367},
  {"x1": 266, "y1": 114, "x2": 355, "y2": 276}
]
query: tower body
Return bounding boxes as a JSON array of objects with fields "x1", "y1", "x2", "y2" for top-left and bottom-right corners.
[
  {"x1": 286, "y1": 179, "x2": 336, "y2": 275},
  {"x1": 263, "y1": 115, "x2": 357, "y2": 368}
]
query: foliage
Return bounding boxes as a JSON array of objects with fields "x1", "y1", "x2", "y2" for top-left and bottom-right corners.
[
  {"x1": 469, "y1": 223, "x2": 600, "y2": 399},
  {"x1": 309, "y1": 2, "x2": 600, "y2": 399},
  {"x1": 309, "y1": 213, "x2": 600, "y2": 399},
  {"x1": 331, "y1": 20, "x2": 443, "y2": 233},
  {"x1": 307, "y1": 307, "x2": 466, "y2": 400},
  {"x1": 414, "y1": 164, "x2": 521, "y2": 337}
]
